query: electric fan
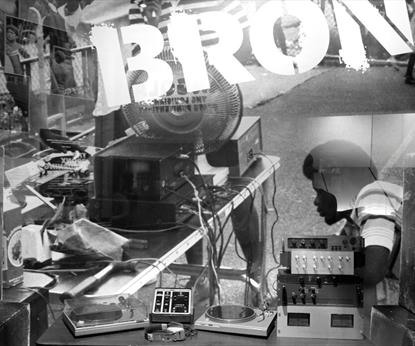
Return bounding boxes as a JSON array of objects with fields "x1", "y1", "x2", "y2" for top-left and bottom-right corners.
[{"x1": 120, "y1": 46, "x2": 242, "y2": 155}]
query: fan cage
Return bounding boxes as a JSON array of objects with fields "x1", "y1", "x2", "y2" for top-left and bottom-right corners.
[{"x1": 121, "y1": 46, "x2": 242, "y2": 155}]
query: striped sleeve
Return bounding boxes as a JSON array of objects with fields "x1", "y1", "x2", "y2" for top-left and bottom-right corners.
[
  {"x1": 360, "y1": 218, "x2": 395, "y2": 251},
  {"x1": 353, "y1": 181, "x2": 403, "y2": 227},
  {"x1": 351, "y1": 181, "x2": 403, "y2": 251},
  {"x1": 129, "y1": 0, "x2": 145, "y2": 24}
]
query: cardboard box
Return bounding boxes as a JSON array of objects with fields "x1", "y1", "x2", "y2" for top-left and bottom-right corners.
[{"x1": 2, "y1": 192, "x2": 23, "y2": 287}]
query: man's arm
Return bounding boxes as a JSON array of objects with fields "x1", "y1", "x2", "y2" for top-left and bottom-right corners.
[
  {"x1": 363, "y1": 245, "x2": 390, "y2": 285},
  {"x1": 361, "y1": 217, "x2": 394, "y2": 285}
]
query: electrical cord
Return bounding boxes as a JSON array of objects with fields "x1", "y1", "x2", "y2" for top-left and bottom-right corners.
[
  {"x1": 202, "y1": 185, "x2": 238, "y2": 267},
  {"x1": 177, "y1": 157, "x2": 223, "y2": 246},
  {"x1": 179, "y1": 154, "x2": 277, "y2": 304},
  {"x1": 192, "y1": 162, "x2": 226, "y2": 264},
  {"x1": 164, "y1": 187, "x2": 196, "y2": 205},
  {"x1": 183, "y1": 160, "x2": 225, "y2": 258},
  {"x1": 263, "y1": 265, "x2": 281, "y2": 300},
  {"x1": 255, "y1": 152, "x2": 280, "y2": 265},
  {"x1": 182, "y1": 173, "x2": 222, "y2": 304},
  {"x1": 213, "y1": 185, "x2": 246, "y2": 263}
]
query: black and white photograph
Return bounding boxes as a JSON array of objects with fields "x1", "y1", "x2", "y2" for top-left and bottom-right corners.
[
  {"x1": 45, "y1": 25, "x2": 96, "y2": 100},
  {"x1": 4, "y1": 16, "x2": 38, "y2": 76},
  {"x1": 0, "y1": 71, "x2": 29, "y2": 135},
  {"x1": 1, "y1": 1, "x2": 415, "y2": 346}
]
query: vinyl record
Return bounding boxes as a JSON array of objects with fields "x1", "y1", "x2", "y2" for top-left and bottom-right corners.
[{"x1": 205, "y1": 304, "x2": 256, "y2": 324}]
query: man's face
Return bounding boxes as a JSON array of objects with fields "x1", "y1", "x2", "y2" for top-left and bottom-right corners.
[
  {"x1": 6, "y1": 29, "x2": 16, "y2": 41},
  {"x1": 312, "y1": 173, "x2": 338, "y2": 225}
]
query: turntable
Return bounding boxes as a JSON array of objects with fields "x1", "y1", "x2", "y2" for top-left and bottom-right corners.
[
  {"x1": 62, "y1": 294, "x2": 149, "y2": 336},
  {"x1": 194, "y1": 304, "x2": 276, "y2": 337}
]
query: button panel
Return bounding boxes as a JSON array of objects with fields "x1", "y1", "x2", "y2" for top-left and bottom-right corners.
[{"x1": 291, "y1": 250, "x2": 354, "y2": 275}]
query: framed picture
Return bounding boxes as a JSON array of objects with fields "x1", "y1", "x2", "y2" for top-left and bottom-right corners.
[
  {"x1": 0, "y1": 70, "x2": 29, "y2": 135},
  {"x1": 4, "y1": 16, "x2": 37, "y2": 76},
  {"x1": 50, "y1": 44, "x2": 96, "y2": 100}
]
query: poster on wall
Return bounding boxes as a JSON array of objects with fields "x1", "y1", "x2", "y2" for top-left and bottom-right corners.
[
  {"x1": 46, "y1": 28, "x2": 96, "y2": 100},
  {"x1": 0, "y1": 0, "x2": 19, "y2": 69},
  {"x1": 3, "y1": 15, "x2": 96, "y2": 100},
  {"x1": 4, "y1": 16, "x2": 37, "y2": 76},
  {"x1": 18, "y1": 1, "x2": 98, "y2": 107}
]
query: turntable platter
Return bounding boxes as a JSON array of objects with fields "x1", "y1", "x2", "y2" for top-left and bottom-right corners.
[
  {"x1": 63, "y1": 295, "x2": 149, "y2": 336},
  {"x1": 205, "y1": 304, "x2": 256, "y2": 324},
  {"x1": 195, "y1": 304, "x2": 277, "y2": 337},
  {"x1": 70, "y1": 304, "x2": 123, "y2": 323}
]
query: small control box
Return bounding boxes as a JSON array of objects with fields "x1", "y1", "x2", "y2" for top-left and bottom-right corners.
[
  {"x1": 206, "y1": 116, "x2": 262, "y2": 176},
  {"x1": 150, "y1": 288, "x2": 193, "y2": 324}
]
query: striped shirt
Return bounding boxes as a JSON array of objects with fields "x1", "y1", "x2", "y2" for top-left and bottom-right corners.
[
  {"x1": 128, "y1": 0, "x2": 250, "y2": 47},
  {"x1": 351, "y1": 181, "x2": 403, "y2": 251}
]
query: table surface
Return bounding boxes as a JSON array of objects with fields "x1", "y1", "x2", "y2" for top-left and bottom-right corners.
[
  {"x1": 3, "y1": 272, "x2": 55, "y2": 303},
  {"x1": 36, "y1": 316, "x2": 374, "y2": 346},
  {"x1": 35, "y1": 156, "x2": 374, "y2": 346},
  {"x1": 47, "y1": 156, "x2": 281, "y2": 300}
]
